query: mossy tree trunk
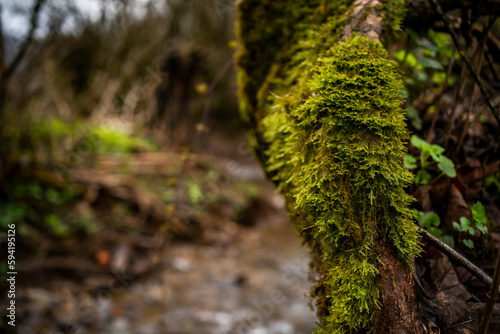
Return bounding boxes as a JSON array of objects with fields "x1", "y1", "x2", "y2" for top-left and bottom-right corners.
[{"x1": 236, "y1": 1, "x2": 423, "y2": 333}]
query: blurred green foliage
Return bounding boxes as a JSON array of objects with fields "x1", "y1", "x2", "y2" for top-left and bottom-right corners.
[
  {"x1": 0, "y1": 0, "x2": 240, "y2": 245},
  {"x1": 405, "y1": 135, "x2": 456, "y2": 185},
  {"x1": 395, "y1": 28, "x2": 457, "y2": 94},
  {"x1": 394, "y1": 28, "x2": 457, "y2": 133}
]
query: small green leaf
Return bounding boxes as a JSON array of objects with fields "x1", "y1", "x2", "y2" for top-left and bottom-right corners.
[
  {"x1": 428, "y1": 144, "x2": 445, "y2": 159},
  {"x1": 437, "y1": 157, "x2": 456, "y2": 178},
  {"x1": 459, "y1": 217, "x2": 475, "y2": 235},
  {"x1": 476, "y1": 222, "x2": 488, "y2": 234},
  {"x1": 416, "y1": 70, "x2": 428, "y2": 82},
  {"x1": 411, "y1": 135, "x2": 431, "y2": 150},
  {"x1": 428, "y1": 226, "x2": 442, "y2": 238},
  {"x1": 0, "y1": 203, "x2": 26, "y2": 228},
  {"x1": 462, "y1": 239, "x2": 474, "y2": 249},
  {"x1": 45, "y1": 214, "x2": 68, "y2": 236},
  {"x1": 418, "y1": 39, "x2": 439, "y2": 55},
  {"x1": 394, "y1": 50, "x2": 407, "y2": 62},
  {"x1": 419, "y1": 211, "x2": 440, "y2": 229},
  {"x1": 441, "y1": 235, "x2": 455, "y2": 248},
  {"x1": 404, "y1": 53, "x2": 418, "y2": 67},
  {"x1": 406, "y1": 106, "x2": 422, "y2": 130},
  {"x1": 460, "y1": 216, "x2": 471, "y2": 228},
  {"x1": 415, "y1": 169, "x2": 431, "y2": 185},
  {"x1": 419, "y1": 57, "x2": 443, "y2": 70},
  {"x1": 432, "y1": 72, "x2": 447, "y2": 84},
  {"x1": 412, "y1": 208, "x2": 423, "y2": 221},
  {"x1": 405, "y1": 27, "x2": 419, "y2": 43},
  {"x1": 471, "y1": 202, "x2": 487, "y2": 224},
  {"x1": 186, "y1": 180, "x2": 204, "y2": 206},
  {"x1": 452, "y1": 221, "x2": 461, "y2": 231},
  {"x1": 404, "y1": 153, "x2": 418, "y2": 169}
]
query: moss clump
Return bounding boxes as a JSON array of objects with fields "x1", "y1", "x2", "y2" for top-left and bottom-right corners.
[
  {"x1": 266, "y1": 34, "x2": 419, "y2": 333},
  {"x1": 236, "y1": 0, "x2": 354, "y2": 162},
  {"x1": 237, "y1": 1, "x2": 419, "y2": 333}
]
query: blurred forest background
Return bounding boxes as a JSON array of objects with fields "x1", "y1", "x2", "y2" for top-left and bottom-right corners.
[
  {"x1": 0, "y1": 1, "x2": 316, "y2": 333},
  {"x1": 0, "y1": 0, "x2": 500, "y2": 333},
  {"x1": 0, "y1": 1, "x2": 319, "y2": 333}
]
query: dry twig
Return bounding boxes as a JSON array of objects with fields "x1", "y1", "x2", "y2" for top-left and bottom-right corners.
[{"x1": 417, "y1": 225, "x2": 499, "y2": 293}]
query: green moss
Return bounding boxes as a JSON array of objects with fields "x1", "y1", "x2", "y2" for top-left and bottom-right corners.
[
  {"x1": 381, "y1": 0, "x2": 407, "y2": 45},
  {"x1": 237, "y1": 1, "x2": 417, "y2": 333},
  {"x1": 236, "y1": 0, "x2": 353, "y2": 164}
]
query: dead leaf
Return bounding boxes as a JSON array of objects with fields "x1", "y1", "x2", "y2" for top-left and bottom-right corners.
[
  {"x1": 429, "y1": 178, "x2": 451, "y2": 206},
  {"x1": 428, "y1": 255, "x2": 474, "y2": 331},
  {"x1": 95, "y1": 250, "x2": 110, "y2": 266},
  {"x1": 444, "y1": 183, "x2": 470, "y2": 229},
  {"x1": 459, "y1": 161, "x2": 499, "y2": 186},
  {"x1": 415, "y1": 185, "x2": 433, "y2": 212}
]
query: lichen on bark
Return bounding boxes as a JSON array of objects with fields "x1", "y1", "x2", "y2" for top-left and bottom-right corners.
[{"x1": 236, "y1": 1, "x2": 422, "y2": 333}]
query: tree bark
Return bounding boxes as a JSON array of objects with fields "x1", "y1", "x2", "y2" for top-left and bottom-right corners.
[{"x1": 376, "y1": 241, "x2": 422, "y2": 333}]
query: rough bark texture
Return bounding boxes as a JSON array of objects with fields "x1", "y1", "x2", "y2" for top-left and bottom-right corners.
[
  {"x1": 236, "y1": 1, "x2": 423, "y2": 333},
  {"x1": 376, "y1": 241, "x2": 422, "y2": 333}
]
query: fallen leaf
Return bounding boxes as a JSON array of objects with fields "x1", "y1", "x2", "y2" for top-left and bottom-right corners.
[
  {"x1": 415, "y1": 185, "x2": 433, "y2": 212},
  {"x1": 459, "y1": 161, "x2": 499, "y2": 186},
  {"x1": 428, "y1": 255, "x2": 474, "y2": 330},
  {"x1": 444, "y1": 183, "x2": 470, "y2": 229},
  {"x1": 95, "y1": 250, "x2": 110, "y2": 266}
]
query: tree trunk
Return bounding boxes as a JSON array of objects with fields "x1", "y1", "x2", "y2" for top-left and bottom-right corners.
[
  {"x1": 236, "y1": 0, "x2": 424, "y2": 332},
  {"x1": 376, "y1": 240, "x2": 422, "y2": 333}
]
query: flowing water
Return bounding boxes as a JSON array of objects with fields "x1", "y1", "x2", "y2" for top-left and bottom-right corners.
[{"x1": 100, "y1": 213, "x2": 317, "y2": 334}]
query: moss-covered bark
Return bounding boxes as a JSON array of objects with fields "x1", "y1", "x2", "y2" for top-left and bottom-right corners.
[{"x1": 236, "y1": 1, "x2": 422, "y2": 333}]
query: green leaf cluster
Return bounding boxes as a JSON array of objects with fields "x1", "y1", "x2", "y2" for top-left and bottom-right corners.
[
  {"x1": 405, "y1": 135, "x2": 456, "y2": 184},
  {"x1": 0, "y1": 203, "x2": 26, "y2": 229},
  {"x1": 394, "y1": 28, "x2": 456, "y2": 89},
  {"x1": 88, "y1": 125, "x2": 158, "y2": 154},
  {"x1": 413, "y1": 209, "x2": 454, "y2": 247},
  {"x1": 453, "y1": 202, "x2": 488, "y2": 249},
  {"x1": 0, "y1": 179, "x2": 102, "y2": 238}
]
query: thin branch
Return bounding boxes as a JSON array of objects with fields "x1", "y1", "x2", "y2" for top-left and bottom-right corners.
[
  {"x1": 479, "y1": 247, "x2": 500, "y2": 334},
  {"x1": 301, "y1": 224, "x2": 319, "y2": 234},
  {"x1": 429, "y1": 0, "x2": 500, "y2": 126},
  {"x1": 455, "y1": 17, "x2": 495, "y2": 154},
  {"x1": 416, "y1": 225, "x2": 499, "y2": 293},
  {"x1": 443, "y1": 319, "x2": 478, "y2": 332},
  {"x1": 1, "y1": 0, "x2": 47, "y2": 83},
  {"x1": 191, "y1": 56, "x2": 234, "y2": 148},
  {"x1": 0, "y1": 3, "x2": 5, "y2": 80},
  {"x1": 201, "y1": 57, "x2": 234, "y2": 126}
]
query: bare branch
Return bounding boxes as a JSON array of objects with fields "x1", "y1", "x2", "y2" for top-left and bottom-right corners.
[
  {"x1": 0, "y1": 4, "x2": 5, "y2": 80},
  {"x1": 1, "y1": 0, "x2": 47, "y2": 84},
  {"x1": 479, "y1": 248, "x2": 500, "y2": 333},
  {"x1": 416, "y1": 225, "x2": 499, "y2": 293}
]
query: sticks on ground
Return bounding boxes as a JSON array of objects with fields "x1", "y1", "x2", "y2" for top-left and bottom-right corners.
[{"x1": 416, "y1": 225, "x2": 499, "y2": 293}]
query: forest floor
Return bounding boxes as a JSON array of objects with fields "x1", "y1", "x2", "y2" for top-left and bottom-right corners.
[
  {"x1": 2, "y1": 132, "x2": 500, "y2": 334},
  {"x1": 12, "y1": 183, "x2": 317, "y2": 334},
  {"x1": 2, "y1": 133, "x2": 318, "y2": 334}
]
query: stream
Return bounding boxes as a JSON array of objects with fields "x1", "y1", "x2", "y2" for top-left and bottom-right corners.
[
  {"x1": 104, "y1": 214, "x2": 317, "y2": 334},
  {"x1": 16, "y1": 194, "x2": 317, "y2": 334}
]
